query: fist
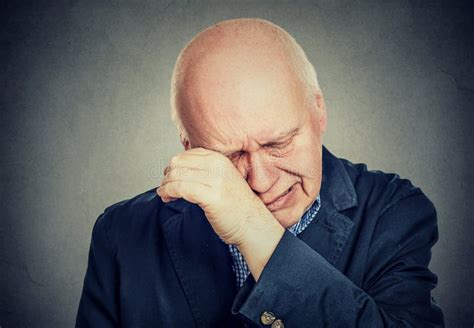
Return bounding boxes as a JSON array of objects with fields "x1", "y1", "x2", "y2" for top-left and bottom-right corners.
[{"x1": 157, "y1": 147, "x2": 277, "y2": 245}]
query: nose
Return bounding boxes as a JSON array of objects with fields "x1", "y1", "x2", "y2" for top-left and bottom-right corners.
[{"x1": 243, "y1": 151, "x2": 277, "y2": 194}]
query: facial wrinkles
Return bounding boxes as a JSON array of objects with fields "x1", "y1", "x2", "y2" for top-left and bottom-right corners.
[
  {"x1": 207, "y1": 115, "x2": 312, "y2": 204},
  {"x1": 252, "y1": 125, "x2": 307, "y2": 188},
  {"x1": 275, "y1": 115, "x2": 319, "y2": 180},
  {"x1": 216, "y1": 102, "x2": 306, "y2": 179},
  {"x1": 195, "y1": 114, "x2": 247, "y2": 154},
  {"x1": 171, "y1": 20, "x2": 324, "y2": 228}
]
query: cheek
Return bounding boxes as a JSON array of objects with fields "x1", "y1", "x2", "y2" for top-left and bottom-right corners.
[
  {"x1": 301, "y1": 147, "x2": 323, "y2": 197},
  {"x1": 283, "y1": 144, "x2": 322, "y2": 199},
  {"x1": 279, "y1": 143, "x2": 321, "y2": 180}
]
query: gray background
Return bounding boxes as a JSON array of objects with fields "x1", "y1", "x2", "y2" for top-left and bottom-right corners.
[{"x1": 1, "y1": 1, "x2": 473, "y2": 327}]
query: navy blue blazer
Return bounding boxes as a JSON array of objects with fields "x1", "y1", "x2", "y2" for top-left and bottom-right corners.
[{"x1": 75, "y1": 145, "x2": 444, "y2": 327}]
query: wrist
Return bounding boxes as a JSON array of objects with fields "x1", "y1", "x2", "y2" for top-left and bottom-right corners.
[{"x1": 236, "y1": 215, "x2": 285, "y2": 281}]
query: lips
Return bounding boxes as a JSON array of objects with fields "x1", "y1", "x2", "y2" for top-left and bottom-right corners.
[{"x1": 264, "y1": 184, "x2": 295, "y2": 206}]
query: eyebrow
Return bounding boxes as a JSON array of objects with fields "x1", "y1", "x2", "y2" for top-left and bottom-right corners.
[
  {"x1": 220, "y1": 126, "x2": 300, "y2": 156},
  {"x1": 258, "y1": 126, "x2": 300, "y2": 147}
]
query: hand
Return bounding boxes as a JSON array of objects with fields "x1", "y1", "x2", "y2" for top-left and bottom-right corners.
[{"x1": 156, "y1": 147, "x2": 281, "y2": 246}]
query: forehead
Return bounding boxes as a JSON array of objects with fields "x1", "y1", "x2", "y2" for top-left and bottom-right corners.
[
  {"x1": 179, "y1": 46, "x2": 308, "y2": 149},
  {"x1": 190, "y1": 99, "x2": 305, "y2": 154}
]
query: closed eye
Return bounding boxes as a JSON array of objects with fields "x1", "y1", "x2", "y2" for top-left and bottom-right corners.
[
  {"x1": 266, "y1": 140, "x2": 294, "y2": 157},
  {"x1": 228, "y1": 151, "x2": 244, "y2": 161},
  {"x1": 266, "y1": 138, "x2": 293, "y2": 150}
]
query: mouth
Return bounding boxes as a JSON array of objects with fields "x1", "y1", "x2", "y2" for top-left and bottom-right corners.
[{"x1": 265, "y1": 183, "x2": 297, "y2": 211}]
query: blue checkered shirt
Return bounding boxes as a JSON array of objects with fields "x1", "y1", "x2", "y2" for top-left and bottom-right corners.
[{"x1": 227, "y1": 194, "x2": 321, "y2": 288}]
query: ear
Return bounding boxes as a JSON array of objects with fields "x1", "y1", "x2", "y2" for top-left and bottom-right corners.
[
  {"x1": 180, "y1": 134, "x2": 191, "y2": 150},
  {"x1": 315, "y1": 91, "x2": 327, "y2": 134}
]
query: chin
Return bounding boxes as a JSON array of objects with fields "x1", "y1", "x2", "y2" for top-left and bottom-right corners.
[
  {"x1": 271, "y1": 206, "x2": 303, "y2": 229},
  {"x1": 270, "y1": 192, "x2": 317, "y2": 229}
]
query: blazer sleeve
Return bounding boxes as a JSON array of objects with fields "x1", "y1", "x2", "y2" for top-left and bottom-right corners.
[
  {"x1": 231, "y1": 191, "x2": 445, "y2": 327},
  {"x1": 75, "y1": 210, "x2": 120, "y2": 327}
]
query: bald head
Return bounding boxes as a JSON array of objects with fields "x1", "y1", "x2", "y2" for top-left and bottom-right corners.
[
  {"x1": 168, "y1": 18, "x2": 328, "y2": 227},
  {"x1": 170, "y1": 18, "x2": 320, "y2": 141}
]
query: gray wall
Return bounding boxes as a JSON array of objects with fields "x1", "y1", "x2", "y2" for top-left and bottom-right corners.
[{"x1": 1, "y1": 1, "x2": 472, "y2": 327}]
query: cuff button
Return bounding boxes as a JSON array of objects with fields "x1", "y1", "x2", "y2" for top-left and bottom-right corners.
[
  {"x1": 260, "y1": 311, "x2": 276, "y2": 325},
  {"x1": 271, "y1": 319, "x2": 284, "y2": 328}
]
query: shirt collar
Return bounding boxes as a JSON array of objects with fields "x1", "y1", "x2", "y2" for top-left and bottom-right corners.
[{"x1": 288, "y1": 194, "x2": 321, "y2": 235}]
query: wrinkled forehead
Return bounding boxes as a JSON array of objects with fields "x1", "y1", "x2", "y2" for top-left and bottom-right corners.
[
  {"x1": 178, "y1": 51, "x2": 308, "y2": 144},
  {"x1": 180, "y1": 88, "x2": 307, "y2": 153},
  {"x1": 187, "y1": 111, "x2": 303, "y2": 155}
]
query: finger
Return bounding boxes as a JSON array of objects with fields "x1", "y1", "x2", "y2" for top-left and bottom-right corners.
[
  {"x1": 157, "y1": 180, "x2": 212, "y2": 205},
  {"x1": 162, "y1": 154, "x2": 203, "y2": 177},
  {"x1": 160, "y1": 166, "x2": 212, "y2": 187},
  {"x1": 157, "y1": 194, "x2": 178, "y2": 202},
  {"x1": 163, "y1": 151, "x2": 227, "y2": 177},
  {"x1": 185, "y1": 147, "x2": 218, "y2": 155}
]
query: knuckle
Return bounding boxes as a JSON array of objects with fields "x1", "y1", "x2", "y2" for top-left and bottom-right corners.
[
  {"x1": 163, "y1": 166, "x2": 171, "y2": 177},
  {"x1": 208, "y1": 191, "x2": 220, "y2": 204},
  {"x1": 168, "y1": 167, "x2": 178, "y2": 178},
  {"x1": 175, "y1": 166, "x2": 188, "y2": 178},
  {"x1": 170, "y1": 155, "x2": 181, "y2": 166},
  {"x1": 178, "y1": 181, "x2": 189, "y2": 196}
]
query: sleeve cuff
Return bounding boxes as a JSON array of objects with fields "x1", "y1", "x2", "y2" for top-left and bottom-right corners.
[{"x1": 230, "y1": 228, "x2": 326, "y2": 326}]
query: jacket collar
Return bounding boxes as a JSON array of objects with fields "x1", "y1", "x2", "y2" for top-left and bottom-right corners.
[
  {"x1": 160, "y1": 201, "x2": 239, "y2": 327},
  {"x1": 295, "y1": 145, "x2": 357, "y2": 269},
  {"x1": 160, "y1": 144, "x2": 357, "y2": 327},
  {"x1": 320, "y1": 144, "x2": 358, "y2": 211}
]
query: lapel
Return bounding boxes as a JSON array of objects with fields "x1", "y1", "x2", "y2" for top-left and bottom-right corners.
[
  {"x1": 297, "y1": 145, "x2": 358, "y2": 268},
  {"x1": 160, "y1": 145, "x2": 358, "y2": 327},
  {"x1": 236, "y1": 145, "x2": 359, "y2": 298},
  {"x1": 161, "y1": 198, "x2": 239, "y2": 327}
]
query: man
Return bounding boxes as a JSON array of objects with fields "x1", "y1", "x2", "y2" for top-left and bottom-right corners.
[{"x1": 76, "y1": 18, "x2": 444, "y2": 327}]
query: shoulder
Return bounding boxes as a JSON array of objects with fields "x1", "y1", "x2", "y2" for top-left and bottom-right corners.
[
  {"x1": 337, "y1": 155, "x2": 438, "y2": 254},
  {"x1": 91, "y1": 187, "x2": 165, "y2": 250},
  {"x1": 339, "y1": 155, "x2": 434, "y2": 216},
  {"x1": 101, "y1": 187, "x2": 162, "y2": 221}
]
